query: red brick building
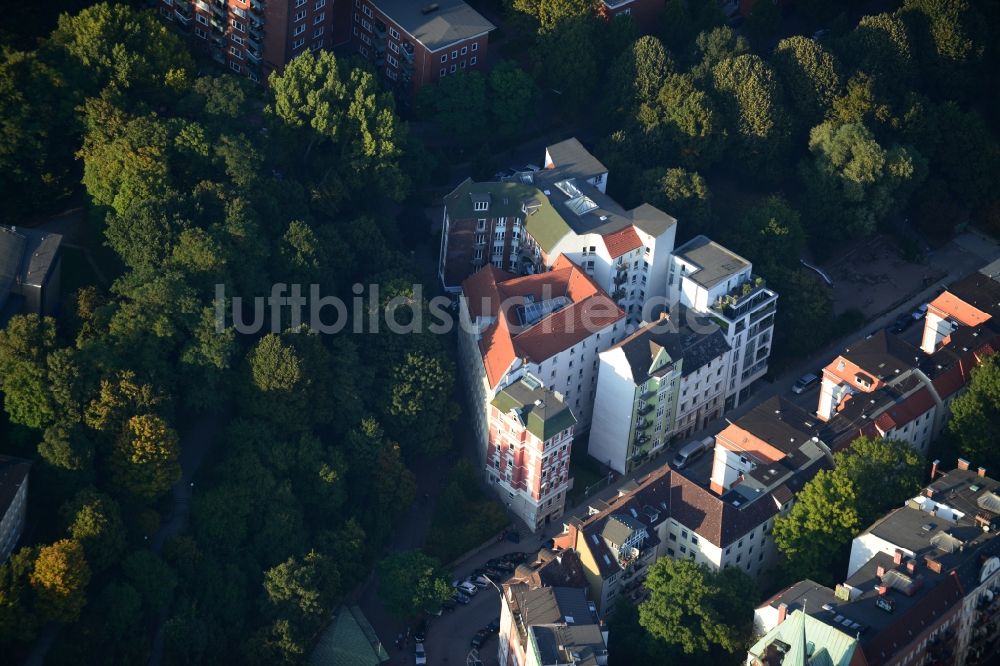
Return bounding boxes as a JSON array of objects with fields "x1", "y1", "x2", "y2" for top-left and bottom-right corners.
[
  {"x1": 349, "y1": 0, "x2": 494, "y2": 93},
  {"x1": 159, "y1": 0, "x2": 349, "y2": 81},
  {"x1": 599, "y1": 0, "x2": 664, "y2": 35}
]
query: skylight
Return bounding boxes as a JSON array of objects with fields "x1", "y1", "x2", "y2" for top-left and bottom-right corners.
[{"x1": 565, "y1": 196, "x2": 598, "y2": 216}]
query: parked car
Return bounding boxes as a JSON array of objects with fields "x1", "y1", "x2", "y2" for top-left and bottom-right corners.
[
  {"x1": 911, "y1": 303, "x2": 929, "y2": 320},
  {"x1": 495, "y1": 561, "x2": 515, "y2": 573},
  {"x1": 453, "y1": 591, "x2": 471, "y2": 604},
  {"x1": 458, "y1": 581, "x2": 479, "y2": 596},
  {"x1": 791, "y1": 373, "x2": 820, "y2": 394},
  {"x1": 415, "y1": 642, "x2": 427, "y2": 665},
  {"x1": 891, "y1": 312, "x2": 915, "y2": 334},
  {"x1": 414, "y1": 620, "x2": 427, "y2": 643},
  {"x1": 486, "y1": 617, "x2": 501, "y2": 634},
  {"x1": 502, "y1": 552, "x2": 528, "y2": 564},
  {"x1": 484, "y1": 567, "x2": 503, "y2": 580},
  {"x1": 487, "y1": 558, "x2": 504, "y2": 568},
  {"x1": 471, "y1": 630, "x2": 488, "y2": 649},
  {"x1": 472, "y1": 575, "x2": 490, "y2": 588},
  {"x1": 671, "y1": 436, "x2": 714, "y2": 469}
]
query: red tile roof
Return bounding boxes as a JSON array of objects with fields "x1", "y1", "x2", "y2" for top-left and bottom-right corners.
[
  {"x1": 602, "y1": 226, "x2": 642, "y2": 259},
  {"x1": 462, "y1": 257, "x2": 624, "y2": 389},
  {"x1": 928, "y1": 291, "x2": 991, "y2": 327}
]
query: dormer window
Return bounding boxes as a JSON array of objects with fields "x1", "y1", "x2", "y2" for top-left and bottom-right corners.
[{"x1": 474, "y1": 200, "x2": 489, "y2": 211}]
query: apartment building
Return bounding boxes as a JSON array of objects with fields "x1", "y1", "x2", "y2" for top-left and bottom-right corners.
[
  {"x1": 588, "y1": 314, "x2": 731, "y2": 473},
  {"x1": 747, "y1": 609, "x2": 867, "y2": 666},
  {"x1": 160, "y1": 0, "x2": 342, "y2": 80},
  {"x1": 350, "y1": 0, "x2": 494, "y2": 92},
  {"x1": 598, "y1": 0, "x2": 663, "y2": 33},
  {"x1": 667, "y1": 235, "x2": 778, "y2": 410},
  {"x1": 488, "y1": 375, "x2": 576, "y2": 531},
  {"x1": 0, "y1": 226, "x2": 62, "y2": 325},
  {"x1": 457, "y1": 255, "x2": 625, "y2": 477},
  {"x1": 816, "y1": 266, "x2": 1000, "y2": 453},
  {"x1": 757, "y1": 461, "x2": 1000, "y2": 666},
  {"x1": 0, "y1": 456, "x2": 30, "y2": 563},
  {"x1": 441, "y1": 139, "x2": 677, "y2": 325},
  {"x1": 500, "y1": 579, "x2": 609, "y2": 666}
]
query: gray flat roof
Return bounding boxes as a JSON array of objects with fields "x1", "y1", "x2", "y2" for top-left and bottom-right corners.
[
  {"x1": 373, "y1": 0, "x2": 494, "y2": 51},
  {"x1": 674, "y1": 235, "x2": 750, "y2": 289},
  {"x1": 545, "y1": 138, "x2": 608, "y2": 181}
]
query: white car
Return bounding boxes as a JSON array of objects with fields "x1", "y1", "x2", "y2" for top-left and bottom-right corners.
[
  {"x1": 458, "y1": 581, "x2": 479, "y2": 596},
  {"x1": 415, "y1": 642, "x2": 427, "y2": 665}
]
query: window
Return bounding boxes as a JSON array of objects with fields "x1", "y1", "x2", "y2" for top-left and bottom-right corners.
[
  {"x1": 197, "y1": 14, "x2": 210, "y2": 26},
  {"x1": 361, "y1": 18, "x2": 371, "y2": 30},
  {"x1": 451, "y1": 50, "x2": 458, "y2": 59},
  {"x1": 441, "y1": 54, "x2": 448, "y2": 63},
  {"x1": 386, "y1": 67, "x2": 396, "y2": 79},
  {"x1": 230, "y1": 61, "x2": 241, "y2": 72},
  {"x1": 473, "y1": 201, "x2": 488, "y2": 212},
  {"x1": 231, "y1": 19, "x2": 245, "y2": 31},
  {"x1": 460, "y1": 59, "x2": 466, "y2": 69},
  {"x1": 387, "y1": 54, "x2": 397, "y2": 67},
  {"x1": 232, "y1": 34, "x2": 245, "y2": 45},
  {"x1": 194, "y1": 27, "x2": 207, "y2": 38},
  {"x1": 471, "y1": 42, "x2": 478, "y2": 51},
  {"x1": 389, "y1": 41, "x2": 398, "y2": 52},
  {"x1": 248, "y1": 70, "x2": 260, "y2": 82},
  {"x1": 470, "y1": 56, "x2": 477, "y2": 65},
  {"x1": 293, "y1": 37, "x2": 305, "y2": 49},
  {"x1": 315, "y1": 0, "x2": 326, "y2": 7},
  {"x1": 450, "y1": 64, "x2": 456, "y2": 73},
  {"x1": 439, "y1": 68, "x2": 446, "y2": 77},
  {"x1": 314, "y1": 12, "x2": 325, "y2": 23},
  {"x1": 312, "y1": 38, "x2": 323, "y2": 50},
  {"x1": 296, "y1": 0, "x2": 307, "y2": 6},
  {"x1": 461, "y1": 46, "x2": 468, "y2": 55},
  {"x1": 294, "y1": 10, "x2": 306, "y2": 21},
  {"x1": 314, "y1": 26, "x2": 324, "y2": 37},
  {"x1": 230, "y1": 46, "x2": 244, "y2": 59},
  {"x1": 389, "y1": 26, "x2": 399, "y2": 39},
  {"x1": 362, "y1": 4, "x2": 373, "y2": 16},
  {"x1": 293, "y1": 24, "x2": 305, "y2": 36}
]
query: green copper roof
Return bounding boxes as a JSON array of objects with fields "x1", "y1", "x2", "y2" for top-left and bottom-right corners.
[
  {"x1": 444, "y1": 178, "x2": 572, "y2": 253},
  {"x1": 492, "y1": 376, "x2": 576, "y2": 441},
  {"x1": 748, "y1": 610, "x2": 859, "y2": 666}
]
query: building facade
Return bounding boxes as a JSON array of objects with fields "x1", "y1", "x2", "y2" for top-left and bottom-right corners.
[
  {"x1": 349, "y1": 0, "x2": 493, "y2": 93},
  {"x1": 488, "y1": 375, "x2": 576, "y2": 531},
  {"x1": 667, "y1": 235, "x2": 778, "y2": 410},
  {"x1": 588, "y1": 315, "x2": 730, "y2": 473},
  {"x1": 160, "y1": 0, "x2": 343, "y2": 81},
  {"x1": 0, "y1": 456, "x2": 31, "y2": 563},
  {"x1": 0, "y1": 226, "x2": 62, "y2": 325}
]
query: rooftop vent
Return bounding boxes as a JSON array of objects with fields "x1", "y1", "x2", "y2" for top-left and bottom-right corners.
[{"x1": 420, "y1": 3, "x2": 439, "y2": 12}]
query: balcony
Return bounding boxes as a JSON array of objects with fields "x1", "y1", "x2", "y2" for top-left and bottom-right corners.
[
  {"x1": 250, "y1": 25, "x2": 264, "y2": 41},
  {"x1": 710, "y1": 276, "x2": 775, "y2": 320},
  {"x1": 174, "y1": 5, "x2": 193, "y2": 23},
  {"x1": 401, "y1": 42, "x2": 415, "y2": 62},
  {"x1": 246, "y1": 47, "x2": 262, "y2": 63},
  {"x1": 635, "y1": 417, "x2": 651, "y2": 430},
  {"x1": 637, "y1": 403, "x2": 653, "y2": 417},
  {"x1": 639, "y1": 390, "x2": 655, "y2": 401},
  {"x1": 250, "y1": 0, "x2": 265, "y2": 11},
  {"x1": 634, "y1": 433, "x2": 650, "y2": 445}
]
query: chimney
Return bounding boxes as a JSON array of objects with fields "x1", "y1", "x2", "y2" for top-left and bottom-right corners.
[
  {"x1": 906, "y1": 559, "x2": 916, "y2": 574},
  {"x1": 930, "y1": 459, "x2": 940, "y2": 480},
  {"x1": 893, "y1": 549, "x2": 904, "y2": 565},
  {"x1": 777, "y1": 603, "x2": 788, "y2": 624},
  {"x1": 979, "y1": 467, "x2": 987, "y2": 478},
  {"x1": 925, "y1": 488, "x2": 935, "y2": 498},
  {"x1": 876, "y1": 565, "x2": 886, "y2": 578},
  {"x1": 877, "y1": 585, "x2": 888, "y2": 596},
  {"x1": 958, "y1": 458, "x2": 971, "y2": 471}
]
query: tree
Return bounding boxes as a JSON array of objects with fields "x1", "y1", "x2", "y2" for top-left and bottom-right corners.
[
  {"x1": 47, "y1": 1, "x2": 194, "y2": 102},
  {"x1": 638, "y1": 558, "x2": 755, "y2": 655},
  {"x1": 690, "y1": 26, "x2": 748, "y2": 80},
  {"x1": 641, "y1": 73, "x2": 725, "y2": 170},
  {"x1": 949, "y1": 354, "x2": 1000, "y2": 472},
  {"x1": 772, "y1": 468, "x2": 860, "y2": 583},
  {"x1": 511, "y1": 0, "x2": 594, "y2": 33},
  {"x1": 801, "y1": 121, "x2": 925, "y2": 238},
  {"x1": 111, "y1": 413, "x2": 182, "y2": 499},
  {"x1": 123, "y1": 550, "x2": 178, "y2": 616},
  {"x1": 265, "y1": 50, "x2": 408, "y2": 211},
  {"x1": 0, "y1": 314, "x2": 59, "y2": 429},
  {"x1": 488, "y1": 61, "x2": 536, "y2": 140},
  {"x1": 30, "y1": 539, "x2": 91, "y2": 623},
  {"x1": 729, "y1": 196, "x2": 805, "y2": 273},
  {"x1": 842, "y1": 12, "x2": 915, "y2": 100},
  {"x1": 900, "y1": 0, "x2": 986, "y2": 99},
  {"x1": 833, "y1": 437, "x2": 923, "y2": 525},
  {"x1": 711, "y1": 54, "x2": 789, "y2": 180},
  {"x1": 609, "y1": 36, "x2": 674, "y2": 111},
  {"x1": 377, "y1": 550, "x2": 452, "y2": 619},
  {"x1": 537, "y1": 16, "x2": 599, "y2": 113},
  {"x1": 415, "y1": 71, "x2": 488, "y2": 146},
  {"x1": 60, "y1": 489, "x2": 126, "y2": 573},
  {"x1": 638, "y1": 167, "x2": 711, "y2": 239},
  {"x1": 262, "y1": 551, "x2": 339, "y2": 628},
  {"x1": 772, "y1": 36, "x2": 843, "y2": 130},
  {"x1": 661, "y1": 0, "x2": 726, "y2": 53},
  {"x1": 0, "y1": 546, "x2": 39, "y2": 643}
]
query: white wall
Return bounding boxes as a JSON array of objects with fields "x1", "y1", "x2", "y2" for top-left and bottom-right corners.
[
  {"x1": 848, "y1": 532, "x2": 914, "y2": 578},
  {"x1": 589, "y1": 348, "x2": 637, "y2": 473}
]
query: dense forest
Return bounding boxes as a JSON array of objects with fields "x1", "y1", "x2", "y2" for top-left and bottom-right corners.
[{"x1": 0, "y1": 0, "x2": 998, "y2": 664}]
